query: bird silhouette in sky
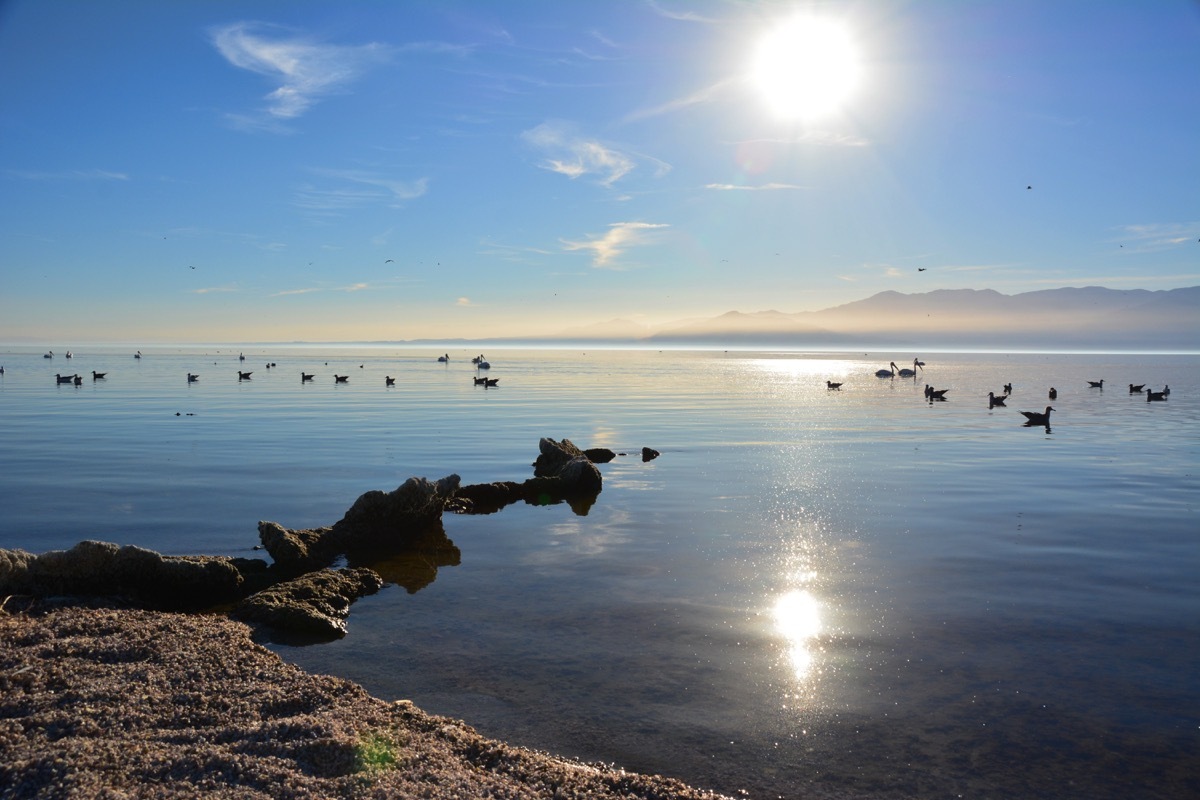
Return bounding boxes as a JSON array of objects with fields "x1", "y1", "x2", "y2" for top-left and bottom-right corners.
[
  {"x1": 385, "y1": 259, "x2": 394, "y2": 263},
  {"x1": 918, "y1": 268, "x2": 926, "y2": 272}
]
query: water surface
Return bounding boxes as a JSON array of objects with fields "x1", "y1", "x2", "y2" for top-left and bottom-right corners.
[{"x1": 1, "y1": 346, "x2": 1196, "y2": 798}]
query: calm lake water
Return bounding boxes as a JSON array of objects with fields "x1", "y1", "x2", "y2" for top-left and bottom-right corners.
[{"x1": 1, "y1": 345, "x2": 1197, "y2": 799}]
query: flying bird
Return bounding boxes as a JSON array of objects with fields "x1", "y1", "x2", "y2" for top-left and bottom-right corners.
[
  {"x1": 385, "y1": 259, "x2": 394, "y2": 263},
  {"x1": 917, "y1": 268, "x2": 926, "y2": 272}
]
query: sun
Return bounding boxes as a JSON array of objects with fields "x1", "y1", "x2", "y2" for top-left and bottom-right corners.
[{"x1": 750, "y1": 15, "x2": 861, "y2": 120}]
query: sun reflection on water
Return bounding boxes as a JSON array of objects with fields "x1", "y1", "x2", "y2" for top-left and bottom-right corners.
[{"x1": 774, "y1": 587, "x2": 822, "y2": 680}]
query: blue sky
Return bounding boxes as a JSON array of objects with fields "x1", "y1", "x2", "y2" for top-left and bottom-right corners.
[{"x1": 2, "y1": 0, "x2": 1197, "y2": 343}]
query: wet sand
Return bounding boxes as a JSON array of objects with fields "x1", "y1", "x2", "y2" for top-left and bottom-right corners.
[{"x1": 0, "y1": 600, "x2": 730, "y2": 799}]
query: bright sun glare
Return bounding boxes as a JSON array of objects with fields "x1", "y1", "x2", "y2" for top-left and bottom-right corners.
[{"x1": 750, "y1": 15, "x2": 861, "y2": 119}]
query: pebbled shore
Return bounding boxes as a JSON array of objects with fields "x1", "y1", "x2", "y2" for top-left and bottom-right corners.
[{"x1": 0, "y1": 601, "x2": 728, "y2": 800}]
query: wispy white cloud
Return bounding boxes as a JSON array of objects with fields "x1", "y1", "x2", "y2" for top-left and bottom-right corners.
[
  {"x1": 271, "y1": 282, "x2": 369, "y2": 297},
  {"x1": 646, "y1": 0, "x2": 718, "y2": 24},
  {"x1": 623, "y1": 78, "x2": 734, "y2": 122},
  {"x1": 295, "y1": 170, "x2": 428, "y2": 213},
  {"x1": 191, "y1": 286, "x2": 237, "y2": 294},
  {"x1": 8, "y1": 168, "x2": 129, "y2": 181},
  {"x1": 735, "y1": 131, "x2": 871, "y2": 147},
  {"x1": 561, "y1": 221, "x2": 669, "y2": 268},
  {"x1": 456, "y1": 297, "x2": 474, "y2": 306},
  {"x1": 211, "y1": 22, "x2": 389, "y2": 122},
  {"x1": 522, "y1": 122, "x2": 639, "y2": 187},
  {"x1": 706, "y1": 182, "x2": 807, "y2": 191},
  {"x1": 1115, "y1": 222, "x2": 1200, "y2": 252}
]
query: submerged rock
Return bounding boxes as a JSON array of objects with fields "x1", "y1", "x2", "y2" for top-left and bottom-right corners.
[{"x1": 235, "y1": 567, "x2": 384, "y2": 642}]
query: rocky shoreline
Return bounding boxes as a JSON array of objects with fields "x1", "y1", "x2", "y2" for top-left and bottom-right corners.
[
  {"x1": 0, "y1": 600, "x2": 726, "y2": 799},
  {"x1": 0, "y1": 438, "x2": 721, "y2": 799}
]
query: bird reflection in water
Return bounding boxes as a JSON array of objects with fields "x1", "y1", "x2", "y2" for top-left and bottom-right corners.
[{"x1": 774, "y1": 588, "x2": 822, "y2": 681}]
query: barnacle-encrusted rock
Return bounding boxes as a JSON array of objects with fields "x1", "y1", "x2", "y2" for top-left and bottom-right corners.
[
  {"x1": 334, "y1": 474, "x2": 460, "y2": 542},
  {"x1": 257, "y1": 522, "x2": 344, "y2": 574},
  {"x1": 234, "y1": 567, "x2": 384, "y2": 641},
  {"x1": 0, "y1": 540, "x2": 261, "y2": 610},
  {"x1": 533, "y1": 438, "x2": 603, "y2": 493}
]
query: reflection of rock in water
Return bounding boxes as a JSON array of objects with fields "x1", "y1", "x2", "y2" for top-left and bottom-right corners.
[
  {"x1": 347, "y1": 521, "x2": 461, "y2": 594},
  {"x1": 0, "y1": 438, "x2": 656, "y2": 641}
]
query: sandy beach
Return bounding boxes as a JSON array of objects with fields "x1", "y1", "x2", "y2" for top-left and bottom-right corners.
[{"x1": 0, "y1": 600, "x2": 731, "y2": 800}]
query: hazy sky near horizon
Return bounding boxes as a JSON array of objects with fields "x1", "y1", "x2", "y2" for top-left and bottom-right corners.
[{"x1": 2, "y1": 0, "x2": 1198, "y2": 343}]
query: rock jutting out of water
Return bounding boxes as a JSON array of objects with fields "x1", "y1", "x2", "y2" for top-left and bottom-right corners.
[{"x1": 0, "y1": 438, "x2": 657, "y2": 641}]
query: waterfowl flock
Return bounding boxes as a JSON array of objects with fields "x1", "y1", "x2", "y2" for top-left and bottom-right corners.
[
  {"x1": 829, "y1": 361, "x2": 1175, "y2": 429},
  {"x1": 16, "y1": 351, "x2": 507, "y2": 395}
]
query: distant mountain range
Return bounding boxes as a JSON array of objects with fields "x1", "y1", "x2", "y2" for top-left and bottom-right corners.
[{"x1": 550, "y1": 286, "x2": 1200, "y2": 350}]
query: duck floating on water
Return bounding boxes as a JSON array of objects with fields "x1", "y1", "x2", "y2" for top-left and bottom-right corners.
[
  {"x1": 188, "y1": 373, "x2": 199, "y2": 383},
  {"x1": 92, "y1": 371, "x2": 106, "y2": 380},
  {"x1": 1087, "y1": 380, "x2": 1103, "y2": 388},
  {"x1": 301, "y1": 372, "x2": 314, "y2": 382},
  {"x1": 987, "y1": 392, "x2": 1007, "y2": 407},
  {"x1": 385, "y1": 376, "x2": 396, "y2": 386},
  {"x1": 1020, "y1": 406, "x2": 1054, "y2": 425},
  {"x1": 334, "y1": 375, "x2": 349, "y2": 383},
  {"x1": 55, "y1": 373, "x2": 75, "y2": 384},
  {"x1": 1128, "y1": 383, "x2": 1146, "y2": 394},
  {"x1": 826, "y1": 380, "x2": 843, "y2": 390},
  {"x1": 238, "y1": 371, "x2": 252, "y2": 380},
  {"x1": 1146, "y1": 390, "x2": 1167, "y2": 402},
  {"x1": 1048, "y1": 387, "x2": 1057, "y2": 400}
]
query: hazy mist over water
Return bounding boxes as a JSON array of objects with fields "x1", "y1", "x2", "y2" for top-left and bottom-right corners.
[{"x1": 1, "y1": 346, "x2": 1197, "y2": 799}]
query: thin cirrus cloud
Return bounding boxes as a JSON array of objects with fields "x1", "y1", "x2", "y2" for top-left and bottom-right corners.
[
  {"x1": 272, "y1": 283, "x2": 369, "y2": 297},
  {"x1": 210, "y1": 22, "x2": 389, "y2": 122},
  {"x1": 561, "y1": 221, "x2": 669, "y2": 268},
  {"x1": 706, "y1": 182, "x2": 807, "y2": 191},
  {"x1": 295, "y1": 170, "x2": 429, "y2": 213},
  {"x1": 1116, "y1": 222, "x2": 1200, "y2": 251},
  {"x1": 521, "y1": 122, "x2": 636, "y2": 187},
  {"x1": 8, "y1": 168, "x2": 129, "y2": 181}
]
